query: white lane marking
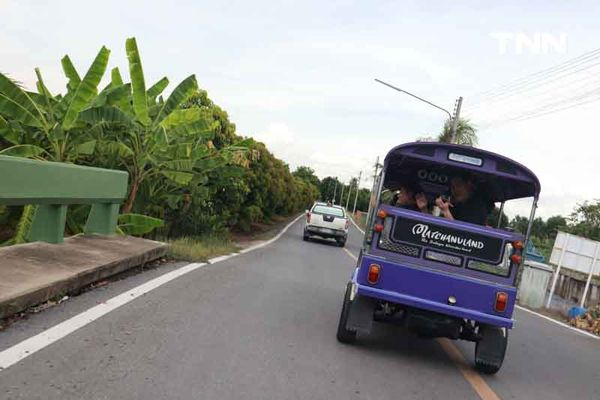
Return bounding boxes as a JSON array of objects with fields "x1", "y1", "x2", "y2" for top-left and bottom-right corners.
[
  {"x1": 344, "y1": 217, "x2": 600, "y2": 341},
  {"x1": 0, "y1": 214, "x2": 304, "y2": 371},
  {"x1": 343, "y1": 247, "x2": 358, "y2": 261},
  {"x1": 0, "y1": 262, "x2": 206, "y2": 370},
  {"x1": 515, "y1": 305, "x2": 599, "y2": 340},
  {"x1": 238, "y1": 214, "x2": 303, "y2": 253},
  {"x1": 207, "y1": 254, "x2": 237, "y2": 263},
  {"x1": 349, "y1": 214, "x2": 365, "y2": 234}
]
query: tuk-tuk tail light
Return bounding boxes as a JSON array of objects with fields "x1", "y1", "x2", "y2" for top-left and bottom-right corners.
[
  {"x1": 367, "y1": 264, "x2": 381, "y2": 284},
  {"x1": 495, "y1": 292, "x2": 508, "y2": 312},
  {"x1": 512, "y1": 240, "x2": 524, "y2": 250},
  {"x1": 377, "y1": 209, "x2": 387, "y2": 219},
  {"x1": 510, "y1": 254, "x2": 522, "y2": 265},
  {"x1": 374, "y1": 223, "x2": 384, "y2": 233}
]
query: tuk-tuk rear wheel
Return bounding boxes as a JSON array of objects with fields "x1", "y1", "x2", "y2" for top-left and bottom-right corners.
[
  {"x1": 336, "y1": 282, "x2": 357, "y2": 344},
  {"x1": 474, "y1": 325, "x2": 508, "y2": 375}
]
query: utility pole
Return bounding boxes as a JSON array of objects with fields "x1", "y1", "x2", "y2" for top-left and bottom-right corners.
[
  {"x1": 375, "y1": 78, "x2": 463, "y2": 144},
  {"x1": 365, "y1": 157, "x2": 382, "y2": 223},
  {"x1": 332, "y1": 178, "x2": 338, "y2": 204},
  {"x1": 345, "y1": 178, "x2": 353, "y2": 210},
  {"x1": 339, "y1": 181, "x2": 345, "y2": 205},
  {"x1": 352, "y1": 170, "x2": 363, "y2": 214},
  {"x1": 450, "y1": 96, "x2": 463, "y2": 144}
]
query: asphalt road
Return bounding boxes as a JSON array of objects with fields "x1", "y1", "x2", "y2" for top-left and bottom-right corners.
[{"x1": 0, "y1": 219, "x2": 599, "y2": 400}]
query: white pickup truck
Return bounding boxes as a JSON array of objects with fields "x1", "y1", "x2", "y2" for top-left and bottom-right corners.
[{"x1": 303, "y1": 202, "x2": 349, "y2": 247}]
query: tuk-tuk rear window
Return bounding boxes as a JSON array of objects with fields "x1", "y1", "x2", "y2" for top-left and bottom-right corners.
[{"x1": 312, "y1": 205, "x2": 345, "y2": 217}]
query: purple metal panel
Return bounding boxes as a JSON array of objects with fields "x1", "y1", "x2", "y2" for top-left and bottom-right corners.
[
  {"x1": 355, "y1": 255, "x2": 516, "y2": 328},
  {"x1": 373, "y1": 205, "x2": 523, "y2": 284},
  {"x1": 383, "y1": 142, "x2": 541, "y2": 200}
]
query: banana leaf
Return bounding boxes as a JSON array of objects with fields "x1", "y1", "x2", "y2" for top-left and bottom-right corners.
[
  {"x1": 0, "y1": 115, "x2": 19, "y2": 144},
  {"x1": 78, "y1": 106, "x2": 135, "y2": 127},
  {"x1": 118, "y1": 213, "x2": 164, "y2": 235},
  {"x1": 153, "y1": 75, "x2": 198, "y2": 126},
  {"x1": 61, "y1": 55, "x2": 82, "y2": 92},
  {"x1": 0, "y1": 73, "x2": 47, "y2": 128},
  {"x1": 147, "y1": 77, "x2": 169, "y2": 101},
  {"x1": 0, "y1": 144, "x2": 47, "y2": 158},
  {"x1": 125, "y1": 37, "x2": 151, "y2": 126},
  {"x1": 161, "y1": 170, "x2": 194, "y2": 185},
  {"x1": 62, "y1": 46, "x2": 110, "y2": 130}
]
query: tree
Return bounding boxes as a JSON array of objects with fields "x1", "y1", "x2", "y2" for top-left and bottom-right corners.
[
  {"x1": 293, "y1": 166, "x2": 320, "y2": 188},
  {"x1": 319, "y1": 176, "x2": 340, "y2": 203},
  {"x1": 0, "y1": 46, "x2": 110, "y2": 162},
  {"x1": 545, "y1": 215, "x2": 567, "y2": 238},
  {"x1": 438, "y1": 118, "x2": 478, "y2": 146},
  {"x1": 569, "y1": 200, "x2": 600, "y2": 240}
]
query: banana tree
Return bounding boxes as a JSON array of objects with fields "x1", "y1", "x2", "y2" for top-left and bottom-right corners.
[
  {"x1": 78, "y1": 37, "x2": 223, "y2": 213},
  {"x1": 0, "y1": 46, "x2": 110, "y2": 161}
]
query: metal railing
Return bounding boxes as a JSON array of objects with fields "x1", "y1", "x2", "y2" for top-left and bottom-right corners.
[{"x1": 0, "y1": 155, "x2": 128, "y2": 244}]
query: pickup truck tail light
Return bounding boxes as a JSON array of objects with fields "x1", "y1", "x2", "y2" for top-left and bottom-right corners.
[
  {"x1": 306, "y1": 213, "x2": 311, "y2": 223},
  {"x1": 345, "y1": 218, "x2": 350, "y2": 229}
]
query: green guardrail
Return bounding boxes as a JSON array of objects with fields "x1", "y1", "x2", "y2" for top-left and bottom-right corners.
[{"x1": 0, "y1": 155, "x2": 128, "y2": 244}]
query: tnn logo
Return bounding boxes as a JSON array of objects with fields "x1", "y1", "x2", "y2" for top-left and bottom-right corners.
[{"x1": 490, "y1": 32, "x2": 568, "y2": 55}]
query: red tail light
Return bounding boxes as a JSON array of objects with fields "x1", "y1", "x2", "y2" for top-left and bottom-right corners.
[
  {"x1": 510, "y1": 254, "x2": 522, "y2": 265},
  {"x1": 495, "y1": 292, "x2": 508, "y2": 312},
  {"x1": 306, "y1": 213, "x2": 311, "y2": 223},
  {"x1": 374, "y1": 223, "x2": 384, "y2": 233},
  {"x1": 367, "y1": 264, "x2": 381, "y2": 284},
  {"x1": 345, "y1": 219, "x2": 350, "y2": 229}
]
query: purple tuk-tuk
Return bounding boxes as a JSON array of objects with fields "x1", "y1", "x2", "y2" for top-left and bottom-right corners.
[{"x1": 336, "y1": 142, "x2": 540, "y2": 374}]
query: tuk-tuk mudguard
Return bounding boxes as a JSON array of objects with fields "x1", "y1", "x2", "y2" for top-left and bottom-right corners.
[{"x1": 354, "y1": 254, "x2": 516, "y2": 329}]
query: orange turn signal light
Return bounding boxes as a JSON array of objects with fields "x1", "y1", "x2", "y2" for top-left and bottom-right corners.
[
  {"x1": 377, "y1": 209, "x2": 387, "y2": 219},
  {"x1": 512, "y1": 240, "x2": 524, "y2": 250},
  {"x1": 495, "y1": 292, "x2": 508, "y2": 312},
  {"x1": 510, "y1": 254, "x2": 522, "y2": 264},
  {"x1": 374, "y1": 223, "x2": 384, "y2": 233},
  {"x1": 367, "y1": 264, "x2": 381, "y2": 284}
]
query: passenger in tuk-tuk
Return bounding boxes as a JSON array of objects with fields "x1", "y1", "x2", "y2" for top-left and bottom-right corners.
[
  {"x1": 392, "y1": 182, "x2": 429, "y2": 213},
  {"x1": 434, "y1": 173, "x2": 490, "y2": 225}
]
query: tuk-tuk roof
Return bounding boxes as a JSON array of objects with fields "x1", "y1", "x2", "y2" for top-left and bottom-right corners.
[{"x1": 383, "y1": 142, "x2": 541, "y2": 201}]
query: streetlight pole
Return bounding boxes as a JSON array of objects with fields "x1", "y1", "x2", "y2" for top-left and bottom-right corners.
[{"x1": 374, "y1": 78, "x2": 462, "y2": 143}]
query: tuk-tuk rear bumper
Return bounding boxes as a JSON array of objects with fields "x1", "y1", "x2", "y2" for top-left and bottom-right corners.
[
  {"x1": 355, "y1": 284, "x2": 515, "y2": 328},
  {"x1": 352, "y1": 255, "x2": 517, "y2": 329}
]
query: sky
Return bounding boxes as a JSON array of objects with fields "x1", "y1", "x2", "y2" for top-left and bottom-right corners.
[{"x1": 2, "y1": 0, "x2": 599, "y2": 218}]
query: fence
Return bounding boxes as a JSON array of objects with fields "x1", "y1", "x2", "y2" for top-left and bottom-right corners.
[
  {"x1": 0, "y1": 155, "x2": 128, "y2": 244},
  {"x1": 547, "y1": 231, "x2": 600, "y2": 308}
]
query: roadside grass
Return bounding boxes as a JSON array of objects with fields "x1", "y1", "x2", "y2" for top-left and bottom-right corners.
[
  {"x1": 352, "y1": 211, "x2": 367, "y2": 231},
  {"x1": 168, "y1": 234, "x2": 240, "y2": 262}
]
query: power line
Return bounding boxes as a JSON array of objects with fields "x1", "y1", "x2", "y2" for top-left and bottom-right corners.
[
  {"x1": 470, "y1": 57, "x2": 600, "y2": 110},
  {"x1": 470, "y1": 47, "x2": 600, "y2": 102}
]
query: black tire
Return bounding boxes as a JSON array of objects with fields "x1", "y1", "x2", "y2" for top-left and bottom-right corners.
[
  {"x1": 303, "y1": 230, "x2": 310, "y2": 241},
  {"x1": 336, "y1": 282, "x2": 357, "y2": 343},
  {"x1": 474, "y1": 325, "x2": 508, "y2": 374},
  {"x1": 337, "y1": 239, "x2": 346, "y2": 247}
]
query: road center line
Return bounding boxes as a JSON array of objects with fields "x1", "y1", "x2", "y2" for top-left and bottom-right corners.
[
  {"x1": 437, "y1": 338, "x2": 501, "y2": 400},
  {"x1": 0, "y1": 214, "x2": 304, "y2": 372},
  {"x1": 340, "y1": 247, "x2": 501, "y2": 400}
]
